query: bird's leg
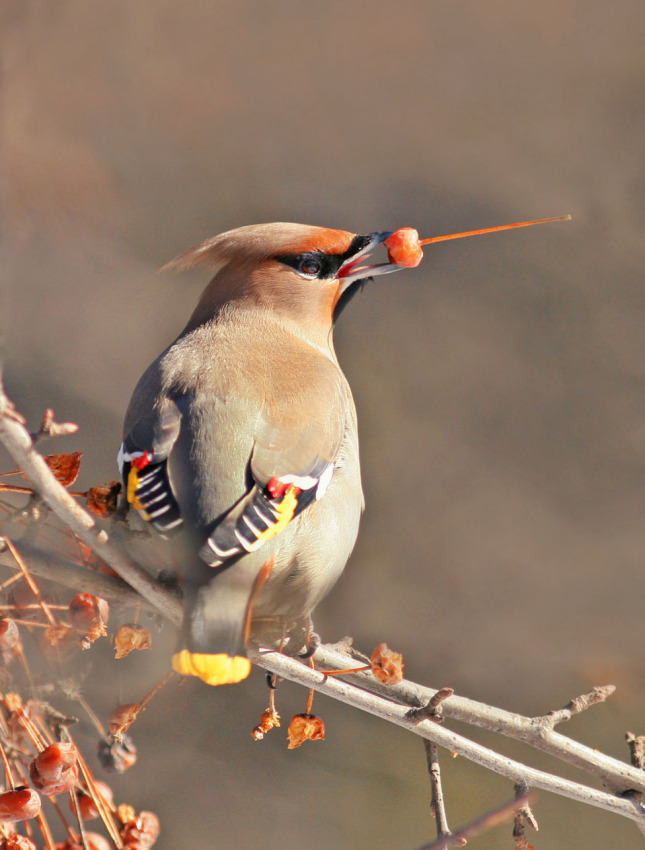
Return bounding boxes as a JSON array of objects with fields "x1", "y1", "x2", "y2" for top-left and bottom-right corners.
[{"x1": 298, "y1": 617, "x2": 320, "y2": 659}]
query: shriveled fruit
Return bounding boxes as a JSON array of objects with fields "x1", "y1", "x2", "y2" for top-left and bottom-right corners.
[
  {"x1": 29, "y1": 742, "x2": 79, "y2": 795},
  {"x1": 0, "y1": 787, "x2": 41, "y2": 822}
]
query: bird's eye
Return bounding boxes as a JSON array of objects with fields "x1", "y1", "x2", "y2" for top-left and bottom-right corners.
[{"x1": 299, "y1": 257, "x2": 322, "y2": 276}]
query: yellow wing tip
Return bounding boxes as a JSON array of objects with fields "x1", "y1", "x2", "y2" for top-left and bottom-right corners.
[{"x1": 172, "y1": 650, "x2": 251, "y2": 685}]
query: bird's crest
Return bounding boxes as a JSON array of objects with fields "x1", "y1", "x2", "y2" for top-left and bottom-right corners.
[{"x1": 159, "y1": 223, "x2": 356, "y2": 274}]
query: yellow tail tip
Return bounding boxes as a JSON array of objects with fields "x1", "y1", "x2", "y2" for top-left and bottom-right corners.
[{"x1": 172, "y1": 650, "x2": 251, "y2": 685}]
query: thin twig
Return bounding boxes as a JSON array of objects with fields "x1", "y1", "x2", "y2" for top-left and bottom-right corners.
[
  {"x1": 424, "y1": 740, "x2": 464, "y2": 849},
  {"x1": 3, "y1": 537, "x2": 58, "y2": 628},
  {"x1": 539, "y1": 685, "x2": 617, "y2": 730}
]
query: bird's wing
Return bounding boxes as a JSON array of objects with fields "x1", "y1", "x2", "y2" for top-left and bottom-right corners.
[
  {"x1": 118, "y1": 397, "x2": 184, "y2": 537},
  {"x1": 199, "y1": 368, "x2": 349, "y2": 568}
]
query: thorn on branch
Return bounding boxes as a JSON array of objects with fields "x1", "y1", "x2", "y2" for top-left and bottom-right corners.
[
  {"x1": 30, "y1": 409, "x2": 79, "y2": 444},
  {"x1": 407, "y1": 688, "x2": 455, "y2": 724}
]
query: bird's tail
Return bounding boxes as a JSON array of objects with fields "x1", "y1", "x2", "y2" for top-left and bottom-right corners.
[{"x1": 172, "y1": 557, "x2": 274, "y2": 686}]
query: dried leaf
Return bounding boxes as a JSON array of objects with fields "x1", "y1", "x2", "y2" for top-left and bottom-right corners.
[
  {"x1": 370, "y1": 642, "x2": 404, "y2": 685},
  {"x1": 114, "y1": 624, "x2": 152, "y2": 659},
  {"x1": 68, "y1": 593, "x2": 109, "y2": 648},
  {"x1": 287, "y1": 713, "x2": 325, "y2": 749},
  {"x1": 41, "y1": 452, "x2": 83, "y2": 487},
  {"x1": 86, "y1": 481, "x2": 121, "y2": 518}
]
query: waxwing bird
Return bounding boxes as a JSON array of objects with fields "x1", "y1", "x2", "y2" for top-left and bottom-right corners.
[{"x1": 119, "y1": 223, "x2": 406, "y2": 685}]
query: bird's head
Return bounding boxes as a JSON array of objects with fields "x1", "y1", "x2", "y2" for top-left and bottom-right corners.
[{"x1": 162, "y1": 223, "x2": 405, "y2": 338}]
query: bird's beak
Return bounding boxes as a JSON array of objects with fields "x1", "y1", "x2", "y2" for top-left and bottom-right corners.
[{"x1": 337, "y1": 231, "x2": 404, "y2": 286}]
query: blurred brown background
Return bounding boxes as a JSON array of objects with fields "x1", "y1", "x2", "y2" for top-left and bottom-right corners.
[{"x1": 2, "y1": 1, "x2": 645, "y2": 848}]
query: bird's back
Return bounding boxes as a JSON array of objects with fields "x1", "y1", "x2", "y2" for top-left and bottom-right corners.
[{"x1": 126, "y1": 308, "x2": 363, "y2": 634}]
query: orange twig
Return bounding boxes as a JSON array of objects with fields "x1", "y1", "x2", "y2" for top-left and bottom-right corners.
[
  {"x1": 3, "y1": 537, "x2": 58, "y2": 629},
  {"x1": 420, "y1": 214, "x2": 571, "y2": 245}
]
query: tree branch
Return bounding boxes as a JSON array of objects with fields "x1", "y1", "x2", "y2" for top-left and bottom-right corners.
[
  {"x1": 312, "y1": 644, "x2": 645, "y2": 797},
  {"x1": 0, "y1": 541, "x2": 163, "y2": 614},
  {"x1": 0, "y1": 379, "x2": 182, "y2": 627},
  {"x1": 247, "y1": 646, "x2": 645, "y2": 832}
]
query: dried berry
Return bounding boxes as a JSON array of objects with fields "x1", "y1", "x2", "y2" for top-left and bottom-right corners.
[
  {"x1": 370, "y1": 642, "x2": 404, "y2": 685},
  {"x1": 286, "y1": 714, "x2": 325, "y2": 749},
  {"x1": 68, "y1": 594, "x2": 109, "y2": 648},
  {"x1": 0, "y1": 786, "x2": 41, "y2": 822},
  {"x1": 2, "y1": 835, "x2": 37, "y2": 849},
  {"x1": 29, "y1": 742, "x2": 79, "y2": 795},
  {"x1": 85, "y1": 481, "x2": 121, "y2": 519},
  {"x1": 116, "y1": 804, "x2": 136, "y2": 824},
  {"x1": 97, "y1": 734, "x2": 137, "y2": 773},
  {"x1": 120, "y1": 810, "x2": 160, "y2": 847},
  {"x1": 385, "y1": 227, "x2": 424, "y2": 268},
  {"x1": 251, "y1": 707, "x2": 281, "y2": 741},
  {"x1": 72, "y1": 780, "x2": 114, "y2": 821},
  {"x1": 114, "y1": 625, "x2": 152, "y2": 659}
]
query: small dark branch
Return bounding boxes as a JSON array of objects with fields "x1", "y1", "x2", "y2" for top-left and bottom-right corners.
[
  {"x1": 539, "y1": 684, "x2": 616, "y2": 731},
  {"x1": 0, "y1": 540, "x2": 162, "y2": 612},
  {"x1": 30, "y1": 408, "x2": 79, "y2": 444},
  {"x1": 423, "y1": 739, "x2": 464, "y2": 849},
  {"x1": 626, "y1": 733, "x2": 645, "y2": 771},
  {"x1": 513, "y1": 782, "x2": 538, "y2": 849},
  {"x1": 408, "y1": 688, "x2": 455, "y2": 724},
  {"x1": 415, "y1": 793, "x2": 531, "y2": 850}
]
